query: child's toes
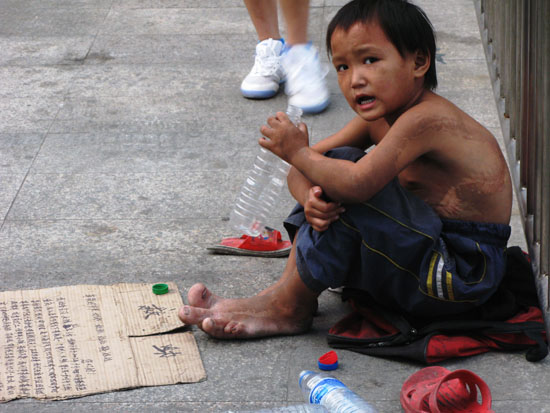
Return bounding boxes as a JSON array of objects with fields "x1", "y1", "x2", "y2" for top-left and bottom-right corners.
[{"x1": 178, "y1": 305, "x2": 210, "y2": 325}]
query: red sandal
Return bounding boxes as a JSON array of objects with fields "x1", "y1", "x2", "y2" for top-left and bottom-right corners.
[
  {"x1": 400, "y1": 366, "x2": 493, "y2": 412},
  {"x1": 207, "y1": 228, "x2": 291, "y2": 257}
]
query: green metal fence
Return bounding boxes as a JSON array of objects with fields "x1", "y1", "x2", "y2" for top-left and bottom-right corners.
[{"x1": 475, "y1": 0, "x2": 550, "y2": 329}]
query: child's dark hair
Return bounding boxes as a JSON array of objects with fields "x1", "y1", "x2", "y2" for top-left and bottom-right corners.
[{"x1": 326, "y1": 0, "x2": 437, "y2": 90}]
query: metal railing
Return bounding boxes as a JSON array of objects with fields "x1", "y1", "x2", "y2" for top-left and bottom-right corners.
[{"x1": 475, "y1": 0, "x2": 550, "y2": 330}]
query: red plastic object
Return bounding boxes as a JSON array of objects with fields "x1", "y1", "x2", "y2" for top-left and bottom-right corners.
[
  {"x1": 318, "y1": 350, "x2": 338, "y2": 371},
  {"x1": 207, "y1": 229, "x2": 291, "y2": 257},
  {"x1": 400, "y1": 366, "x2": 493, "y2": 412}
]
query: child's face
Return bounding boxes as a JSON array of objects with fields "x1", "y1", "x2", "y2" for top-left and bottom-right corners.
[{"x1": 330, "y1": 21, "x2": 422, "y2": 122}]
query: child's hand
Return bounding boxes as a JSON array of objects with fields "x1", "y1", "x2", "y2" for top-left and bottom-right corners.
[
  {"x1": 304, "y1": 186, "x2": 345, "y2": 232},
  {"x1": 259, "y1": 111, "x2": 309, "y2": 163}
]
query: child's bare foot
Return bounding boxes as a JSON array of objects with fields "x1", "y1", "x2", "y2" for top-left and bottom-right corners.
[{"x1": 178, "y1": 278, "x2": 318, "y2": 339}]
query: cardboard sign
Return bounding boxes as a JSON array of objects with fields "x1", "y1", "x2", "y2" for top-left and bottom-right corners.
[{"x1": 0, "y1": 282, "x2": 206, "y2": 401}]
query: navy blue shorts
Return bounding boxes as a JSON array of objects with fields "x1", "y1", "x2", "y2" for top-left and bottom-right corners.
[{"x1": 284, "y1": 147, "x2": 511, "y2": 317}]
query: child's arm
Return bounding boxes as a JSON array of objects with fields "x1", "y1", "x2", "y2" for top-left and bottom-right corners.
[
  {"x1": 287, "y1": 115, "x2": 374, "y2": 205},
  {"x1": 285, "y1": 116, "x2": 373, "y2": 231},
  {"x1": 262, "y1": 108, "x2": 433, "y2": 203},
  {"x1": 310, "y1": 115, "x2": 375, "y2": 154}
]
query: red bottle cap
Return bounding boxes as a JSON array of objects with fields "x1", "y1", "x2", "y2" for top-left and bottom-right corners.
[{"x1": 318, "y1": 350, "x2": 338, "y2": 371}]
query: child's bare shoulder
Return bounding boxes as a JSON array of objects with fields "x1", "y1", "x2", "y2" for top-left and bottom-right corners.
[
  {"x1": 397, "y1": 94, "x2": 468, "y2": 136},
  {"x1": 392, "y1": 93, "x2": 497, "y2": 155}
]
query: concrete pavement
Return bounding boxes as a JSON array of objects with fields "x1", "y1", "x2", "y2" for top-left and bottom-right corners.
[{"x1": 1, "y1": 0, "x2": 549, "y2": 411}]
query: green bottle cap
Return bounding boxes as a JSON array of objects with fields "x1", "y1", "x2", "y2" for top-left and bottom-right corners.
[{"x1": 152, "y1": 283, "x2": 169, "y2": 295}]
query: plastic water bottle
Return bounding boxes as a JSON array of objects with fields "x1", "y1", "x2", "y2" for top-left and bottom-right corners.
[
  {"x1": 299, "y1": 370, "x2": 378, "y2": 413},
  {"x1": 241, "y1": 404, "x2": 328, "y2": 412},
  {"x1": 230, "y1": 105, "x2": 303, "y2": 236}
]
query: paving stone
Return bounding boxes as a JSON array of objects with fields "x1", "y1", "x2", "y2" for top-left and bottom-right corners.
[{"x1": 0, "y1": 0, "x2": 545, "y2": 411}]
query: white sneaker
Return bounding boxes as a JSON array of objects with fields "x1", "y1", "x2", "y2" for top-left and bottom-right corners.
[
  {"x1": 281, "y1": 43, "x2": 330, "y2": 114},
  {"x1": 241, "y1": 38, "x2": 285, "y2": 99}
]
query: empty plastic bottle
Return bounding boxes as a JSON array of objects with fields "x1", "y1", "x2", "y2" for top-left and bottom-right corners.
[
  {"x1": 230, "y1": 105, "x2": 303, "y2": 236},
  {"x1": 243, "y1": 404, "x2": 328, "y2": 412},
  {"x1": 299, "y1": 370, "x2": 378, "y2": 413}
]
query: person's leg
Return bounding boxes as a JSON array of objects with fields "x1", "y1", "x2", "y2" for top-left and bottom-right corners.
[
  {"x1": 279, "y1": 0, "x2": 308, "y2": 45},
  {"x1": 178, "y1": 242, "x2": 319, "y2": 339},
  {"x1": 278, "y1": 0, "x2": 329, "y2": 113},
  {"x1": 241, "y1": 0, "x2": 285, "y2": 99},
  {"x1": 243, "y1": 0, "x2": 281, "y2": 41}
]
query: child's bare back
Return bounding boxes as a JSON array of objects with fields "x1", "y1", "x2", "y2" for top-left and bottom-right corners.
[{"x1": 370, "y1": 92, "x2": 513, "y2": 225}]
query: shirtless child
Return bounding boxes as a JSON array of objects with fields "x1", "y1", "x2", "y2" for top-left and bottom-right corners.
[{"x1": 179, "y1": 0, "x2": 513, "y2": 339}]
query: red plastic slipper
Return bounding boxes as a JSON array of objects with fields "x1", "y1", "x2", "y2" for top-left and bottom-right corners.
[
  {"x1": 400, "y1": 366, "x2": 493, "y2": 413},
  {"x1": 207, "y1": 228, "x2": 291, "y2": 257}
]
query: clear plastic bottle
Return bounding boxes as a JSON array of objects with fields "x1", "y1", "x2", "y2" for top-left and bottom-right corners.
[
  {"x1": 229, "y1": 105, "x2": 303, "y2": 236},
  {"x1": 299, "y1": 370, "x2": 378, "y2": 413},
  {"x1": 241, "y1": 404, "x2": 328, "y2": 412}
]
